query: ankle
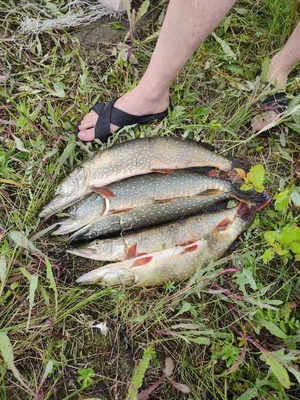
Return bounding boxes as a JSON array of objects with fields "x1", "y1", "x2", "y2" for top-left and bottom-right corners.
[{"x1": 135, "y1": 80, "x2": 170, "y2": 104}]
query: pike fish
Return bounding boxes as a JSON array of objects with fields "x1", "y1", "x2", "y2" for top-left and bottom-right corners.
[
  {"x1": 70, "y1": 193, "x2": 232, "y2": 241},
  {"x1": 39, "y1": 137, "x2": 250, "y2": 218},
  {"x1": 53, "y1": 171, "x2": 267, "y2": 235},
  {"x1": 76, "y1": 202, "x2": 256, "y2": 287},
  {"x1": 67, "y1": 207, "x2": 238, "y2": 261}
]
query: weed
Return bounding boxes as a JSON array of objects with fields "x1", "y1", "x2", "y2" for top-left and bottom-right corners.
[{"x1": 0, "y1": 0, "x2": 299, "y2": 399}]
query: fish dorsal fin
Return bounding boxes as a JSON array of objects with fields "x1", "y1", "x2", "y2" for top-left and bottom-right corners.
[
  {"x1": 131, "y1": 256, "x2": 153, "y2": 267},
  {"x1": 215, "y1": 218, "x2": 232, "y2": 231},
  {"x1": 126, "y1": 243, "x2": 137, "y2": 258},
  {"x1": 182, "y1": 244, "x2": 198, "y2": 253},
  {"x1": 151, "y1": 168, "x2": 173, "y2": 174},
  {"x1": 92, "y1": 186, "x2": 115, "y2": 198}
]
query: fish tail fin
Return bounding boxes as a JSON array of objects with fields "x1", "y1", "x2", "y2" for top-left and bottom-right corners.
[
  {"x1": 236, "y1": 202, "x2": 257, "y2": 221},
  {"x1": 230, "y1": 185, "x2": 271, "y2": 208},
  {"x1": 231, "y1": 158, "x2": 252, "y2": 172}
]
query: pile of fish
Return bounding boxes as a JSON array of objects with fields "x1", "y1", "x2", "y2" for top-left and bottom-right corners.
[{"x1": 39, "y1": 137, "x2": 270, "y2": 287}]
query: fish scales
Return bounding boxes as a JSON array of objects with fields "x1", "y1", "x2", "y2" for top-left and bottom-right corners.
[
  {"x1": 71, "y1": 193, "x2": 230, "y2": 241},
  {"x1": 88, "y1": 138, "x2": 231, "y2": 184},
  {"x1": 76, "y1": 203, "x2": 255, "y2": 287},
  {"x1": 55, "y1": 171, "x2": 268, "y2": 235},
  {"x1": 40, "y1": 137, "x2": 250, "y2": 218},
  {"x1": 68, "y1": 207, "x2": 238, "y2": 261}
]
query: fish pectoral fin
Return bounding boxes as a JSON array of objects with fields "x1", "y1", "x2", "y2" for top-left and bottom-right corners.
[
  {"x1": 131, "y1": 256, "x2": 153, "y2": 267},
  {"x1": 151, "y1": 168, "x2": 173, "y2": 174},
  {"x1": 92, "y1": 186, "x2": 116, "y2": 198},
  {"x1": 180, "y1": 239, "x2": 198, "y2": 246},
  {"x1": 126, "y1": 243, "x2": 137, "y2": 258},
  {"x1": 215, "y1": 218, "x2": 232, "y2": 231},
  {"x1": 182, "y1": 244, "x2": 198, "y2": 253}
]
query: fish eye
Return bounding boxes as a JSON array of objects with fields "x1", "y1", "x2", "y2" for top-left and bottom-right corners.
[
  {"x1": 69, "y1": 205, "x2": 78, "y2": 215},
  {"x1": 93, "y1": 240, "x2": 101, "y2": 247}
]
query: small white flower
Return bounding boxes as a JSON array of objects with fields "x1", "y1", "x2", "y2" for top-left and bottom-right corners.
[{"x1": 91, "y1": 321, "x2": 109, "y2": 336}]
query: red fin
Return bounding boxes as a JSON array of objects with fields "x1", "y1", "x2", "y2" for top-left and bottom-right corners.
[
  {"x1": 126, "y1": 243, "x2": 137, "y2": 258},
  {"x1": 151, "y1": 169, "x2": 173, "y2": 174},
  {"x1": 92, "y1": 186, "x2": 115, "y2": 198},
  {"x1": 207, "y1": 169, "x2": 218, "y2": 177},
  {"x1": 132, "y1": 256, "x2": 153, "y2": 267},
  {"x1": 136, "y1": 252, "x2": 147, "y2": 257},
  {"x1": 180, "y1": 239, "x2": 197, "y2": 246},
  {"x1": 216, "y1": 218, "x2": 232, "y2": 231},
  {"x1": 182, "y1": 244, "x2": 198, "y2": 253}
]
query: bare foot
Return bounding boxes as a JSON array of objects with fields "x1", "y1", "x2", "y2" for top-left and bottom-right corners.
[{"x1": 77, "y1": 85, "x2": 170, "y2": 141}]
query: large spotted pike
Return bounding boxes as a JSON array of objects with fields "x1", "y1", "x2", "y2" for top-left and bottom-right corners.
[
  {"x1": 70, "y1": 193, "x2": 232, "y2": 241},
  {"x1": 39, "y1": 137, "x2": 250, "y2": 218},
  {"x1": 76, "y1": 202, "x2": 256, "y2": 287},
  {"x1": 67, "y1": 207, "x2": 238, "y2": 261},
  {"x1": 53, "y1": 171, "x2": 267, "y2": 235}
]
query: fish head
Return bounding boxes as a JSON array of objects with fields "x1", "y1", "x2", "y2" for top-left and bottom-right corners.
[
  {"x1": 70, "y1": 224, "x2": 99, "y2": 242},
  {"x1": 39, "y1": 167, "x2": 89, "y2": 218},
  {"x1": 69, "y1": 194, "x2": 102, "y2": 219},
  {"x1": 76, "y1": 267, "x2": 135, "y2": 286},
  {"x1": 67, "y1": 239, "x2": 110, "y2": 259},
  {"x1": 55, "y1": 167, "x2": 88, "y2": 199}
]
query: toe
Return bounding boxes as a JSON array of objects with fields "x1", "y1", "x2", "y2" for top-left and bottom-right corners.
[
  {"x1": 82, "y1": 110, "x2": 97, "y2": 120},
  {"x1": 79, "y1": 111, "x2": 98, "y2": 130},
  {"x1": 78, "y1": 128, "x2": 95, "y2": 141}
]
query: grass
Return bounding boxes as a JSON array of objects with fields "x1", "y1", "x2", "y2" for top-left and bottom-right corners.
[{"x1": 0, "y1": 0, "x2": 299, "y2": 399}]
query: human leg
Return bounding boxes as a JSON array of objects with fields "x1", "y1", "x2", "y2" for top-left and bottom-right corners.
[
  {"x1": 251, "y1": 21, "x2": 300, "y2": 133},
  {"x1": 268, "y1": 21, "x2": 300, "y2": 89},
  {"x1": 78, "y1": 0, "x2": 236, "y2": 141}
]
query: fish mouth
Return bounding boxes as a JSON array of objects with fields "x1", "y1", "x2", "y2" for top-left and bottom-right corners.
[
  {"x1": 52, "y1": 219, "x2": 89, "y2": 236},
  {"x1": 39, "y1": 195, "x2": 77, "y2": 219},
  {"x1": 67, "y1": 246, "x2": 96, "y2": 258},
  {"x1": 70, "y1": 225, "x2": 91, "y2": 242},
  {"x1": 76, "y1": 268, "x2": 106, "y2": 284}
]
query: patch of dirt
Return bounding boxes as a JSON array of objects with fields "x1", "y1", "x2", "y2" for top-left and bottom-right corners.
[{"x1": 73, "y1": 16, "x2": 129, "y2": 47}]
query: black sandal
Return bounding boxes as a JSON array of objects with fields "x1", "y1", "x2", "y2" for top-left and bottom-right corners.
[
  {"x1": 260, "y1": 91, "x2": 289, "y2": 113},
  {"x1": 76, "y1": 97, "x2": 173, "y2": 142}
]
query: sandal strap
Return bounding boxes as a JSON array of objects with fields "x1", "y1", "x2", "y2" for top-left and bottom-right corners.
[
  {"x1": 91, "y1": 97, "x2": 119, "y2": 141},
  {"x1": 78, "y1": 98, "x2": 172, "y2": 142},
  {"x1": 262, "y1": 92, "x2": 289, "y2": 113},
  {"x1": 110, "y1": 104, "x2": 171, "y2": 127}
]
